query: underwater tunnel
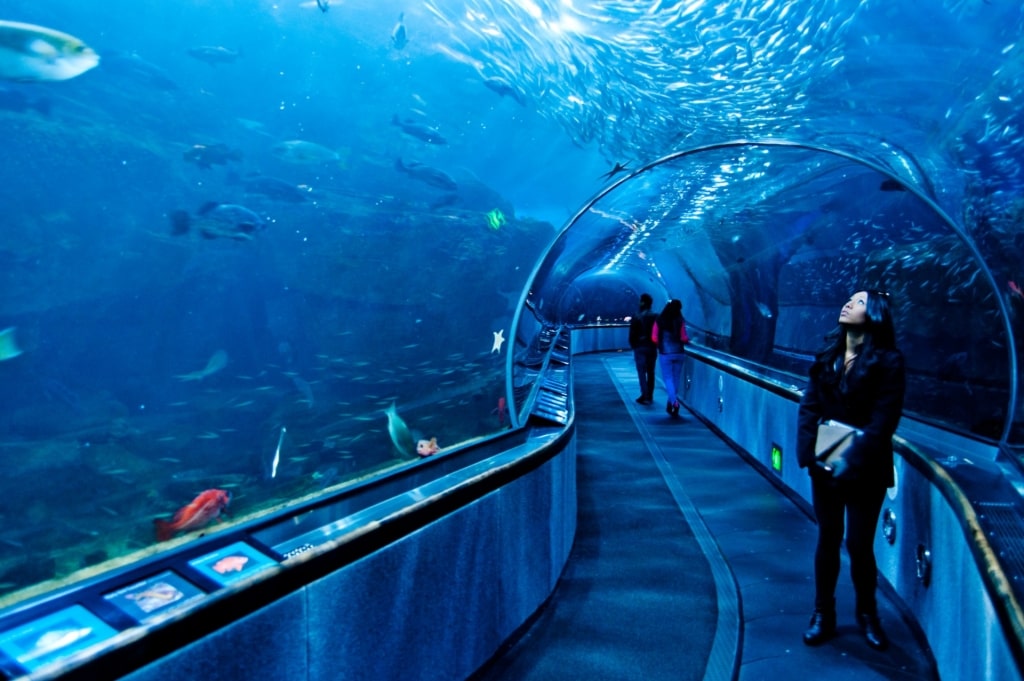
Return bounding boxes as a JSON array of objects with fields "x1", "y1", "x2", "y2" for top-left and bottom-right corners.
[
  {"x1": 3, "y1": 1, "x2": 1024, "y2": 680},
  {"x1": 5, "y1": 141, "x2": 1024, "y2": 681},
  {"x1": 523, "y1": 140, "x2": 1020, "y2": 443}
]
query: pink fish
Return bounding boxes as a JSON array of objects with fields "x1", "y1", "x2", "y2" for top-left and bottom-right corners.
[
  {"x1": 212, "y1": 554, "x2": 249, "y2": 574},
  {"x1": 416, "y1": 437, "x2": 440, "y2": 457}
]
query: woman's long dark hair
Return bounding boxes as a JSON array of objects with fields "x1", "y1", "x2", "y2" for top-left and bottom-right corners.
[
  {"x1": 813, "y1": 290, "x2": 897, "y2": 380},
  {"x1": 657, "y1": 299, "x2": 683, "y2": 327}
]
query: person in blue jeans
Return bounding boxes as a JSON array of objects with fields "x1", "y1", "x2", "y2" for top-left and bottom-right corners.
[
  {"x1": 628, "y1": 293, "x2": 658, "y2": 404},
  {"x1": 652, "y1": 299, "x2": 690, "y2": 416}
]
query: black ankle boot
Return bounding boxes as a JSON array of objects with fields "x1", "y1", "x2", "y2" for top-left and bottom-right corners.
[
  {"x1": 802, "y1": 609, "x2": 836, "y2": 646},
  {"x1": 857, "y1": 612, "x2": 889, "y2": 651}
]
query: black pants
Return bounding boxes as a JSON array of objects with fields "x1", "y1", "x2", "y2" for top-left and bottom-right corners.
[
  {"x1": 810, "y1": 471, "x2": 887, "y2": 615},
  {"x1": 633, "y1": 347, "x2": 657, "y2": 400}
]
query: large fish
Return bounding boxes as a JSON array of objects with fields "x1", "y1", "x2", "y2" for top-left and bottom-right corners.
[
  {"x1": 0, "y1": 21, "x2": 99, "y2": 82},
  {"x1": 483, "y1": 76, "x2": 525, "y2": 106},
  {"x1": 170, "y1": 202, "x2": 265, "y2": 241},
  {"x1": 154, "y1": 489, "x2": 231, "y2": 541},
  {"x1": 391, "y1": 13, "x2": 408, "y2": 50},
  {"x1": 242, "y1": 174, "x2": 307, "y2": 203},
  {"x1": 183, "y1": 143, "x2": 242, "y2": 170},
  {"x1": 395, "y1": 158, "x2": 458, "y2": 191},
  {"x1": 391, "y1": 115, "x2": 447, "y2": 144},
  {"x1": 187, "y1": 46, "x2": 239, "y2": 66},
  {"x1": 175, "y1": 349, "x2": 228, "y2": 381},
  {"x1": 385, "y1": 402, "x2": 416, "y2": 457}
]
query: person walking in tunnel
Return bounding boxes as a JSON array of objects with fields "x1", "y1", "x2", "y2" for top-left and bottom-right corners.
[
  {"x1": 797, "y1": 290, "x2": 905, "y2": 651},
  {"x1": 629, "y1": 293, "x2": 659, "y2": 405},
  {"x1": 652, "y1": 299, "x2": 690, "y2": 416}
]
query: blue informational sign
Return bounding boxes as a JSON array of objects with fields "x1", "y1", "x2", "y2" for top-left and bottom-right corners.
[
  {"x1": 0, "y1": 605, "x2": 117, "y2": 673},
  {"x1": 104, "y1": 571, "x2": 205, "y2": 624},
  {"x1": 188, "y1": 541, "x2": 278, "y2": 587}
]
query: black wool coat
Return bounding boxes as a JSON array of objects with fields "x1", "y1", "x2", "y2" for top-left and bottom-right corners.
[{"x1": 797, "y1": 348, "x2": 906, "y2": 487}]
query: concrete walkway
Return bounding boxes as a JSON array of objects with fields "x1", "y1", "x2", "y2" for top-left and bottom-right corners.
[{"x1": 476, "y1": 353, "x2": 937, "y2": 681}]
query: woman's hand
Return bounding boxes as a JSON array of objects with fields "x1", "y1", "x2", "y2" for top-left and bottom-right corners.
[{"x1": 811, "y1": 461, "x2": 833, "y2": 477}]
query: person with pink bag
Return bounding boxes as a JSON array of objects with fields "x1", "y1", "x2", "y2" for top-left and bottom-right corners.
[{"x1": 651, "y1": 299, "x2": 691, "y2": 417}]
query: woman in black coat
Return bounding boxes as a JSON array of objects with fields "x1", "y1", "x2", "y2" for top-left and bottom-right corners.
[{"x1": 796, "y1": 290, "x2": 905, "y2": 651}]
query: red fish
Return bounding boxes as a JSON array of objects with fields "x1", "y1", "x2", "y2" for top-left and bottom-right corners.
[
  {"x1": 154, "y1": 489, "x2": 230, "y2": 541},
  {"x1": 492, "y1": 396, "x2": 508, "y2": 426}
]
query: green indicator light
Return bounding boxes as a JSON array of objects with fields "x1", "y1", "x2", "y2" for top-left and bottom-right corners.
[{"x1": 771, "y1": 443, "x2": 783, "y2": 474}]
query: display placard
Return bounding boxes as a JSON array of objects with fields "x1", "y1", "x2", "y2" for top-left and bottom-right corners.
[
  {"x1": 103, "y1": 571, "x2": 205, "y2": 624},
  {"x1": 0, "y1": 605, "x2": 117, "y2": 673},
  {"x1": 188, "y1": 541, "x2": 277, "y2": 587}
]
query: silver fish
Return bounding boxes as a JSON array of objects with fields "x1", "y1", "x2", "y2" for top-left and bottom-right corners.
[
  {"x1": 270, "y1": 426, "x2": 286, "y2": 479},
  {"x1": 391, "y1": 115, "x2": 446, "y2": 144},
  {"x1": 385, "y1": 402, "x2": 416, "y2": 457},
  {"x1": 391, "y1": 13, "x2": 408, "y2": 50},
  {"x1": 176, "y1": 349, "x2": 228, "y2": 381},
  {"x1": 394, "y1": 158, "x2": 457, "y2": 191}
]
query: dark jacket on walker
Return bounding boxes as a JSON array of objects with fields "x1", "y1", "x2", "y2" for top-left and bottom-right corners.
[
  {"x1": 629, "y1": 310, "x2": 657, "y2": 349},
  {"x1": 796, "y1": 348, "x2": 905, "y2": 487}
]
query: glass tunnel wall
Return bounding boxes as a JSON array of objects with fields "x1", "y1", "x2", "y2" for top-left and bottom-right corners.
[
  {"x1": 2, "y1": 0, "x2": 1024, "y2": 617},
  {"x1": 526, "y1": 143, "x2": 1014, "y2": 441},
  {"x1": 0, "y1": 3, "x2": 572, "y2": 608}
]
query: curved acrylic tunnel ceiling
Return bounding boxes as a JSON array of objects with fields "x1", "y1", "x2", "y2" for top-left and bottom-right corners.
[{"x1": 524, "y1": 141, "x2": 1018, "y2": 442}]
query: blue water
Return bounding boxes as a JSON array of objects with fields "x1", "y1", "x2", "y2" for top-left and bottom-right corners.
[{"x1": 0, "y1": 0, "x2": 1021, "y2": 601}]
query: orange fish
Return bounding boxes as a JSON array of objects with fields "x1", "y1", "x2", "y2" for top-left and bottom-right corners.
[
  {"x1": 492, "y1": 396, "x2": 508, "y2": 426},
  {"x1": 154, "y1": 489, "x2": 230, "y2": 541},
  {"x1": 212, "y1": 554, "x2": 249, "y2": 574}
]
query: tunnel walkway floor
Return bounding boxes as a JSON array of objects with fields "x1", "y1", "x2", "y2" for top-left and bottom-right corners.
[{"x1": 474, "y1": 352, "x2": 937, "y2": 681}]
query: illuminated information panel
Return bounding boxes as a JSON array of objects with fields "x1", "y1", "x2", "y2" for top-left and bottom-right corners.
[
  {"x1": 188, "y1": 541, "x2": 278, "y2": 587},
  {"x1": 0, "y1": 605, "x2": 117, "y2": 673},
  {"x1": 104, "y1": 571, "x2": 205, "y2": 625}
]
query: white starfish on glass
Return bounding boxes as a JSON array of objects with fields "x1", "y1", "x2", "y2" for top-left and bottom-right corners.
[{"x1": 491, "y1": 329, "x2": 506, "y2": 354}]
